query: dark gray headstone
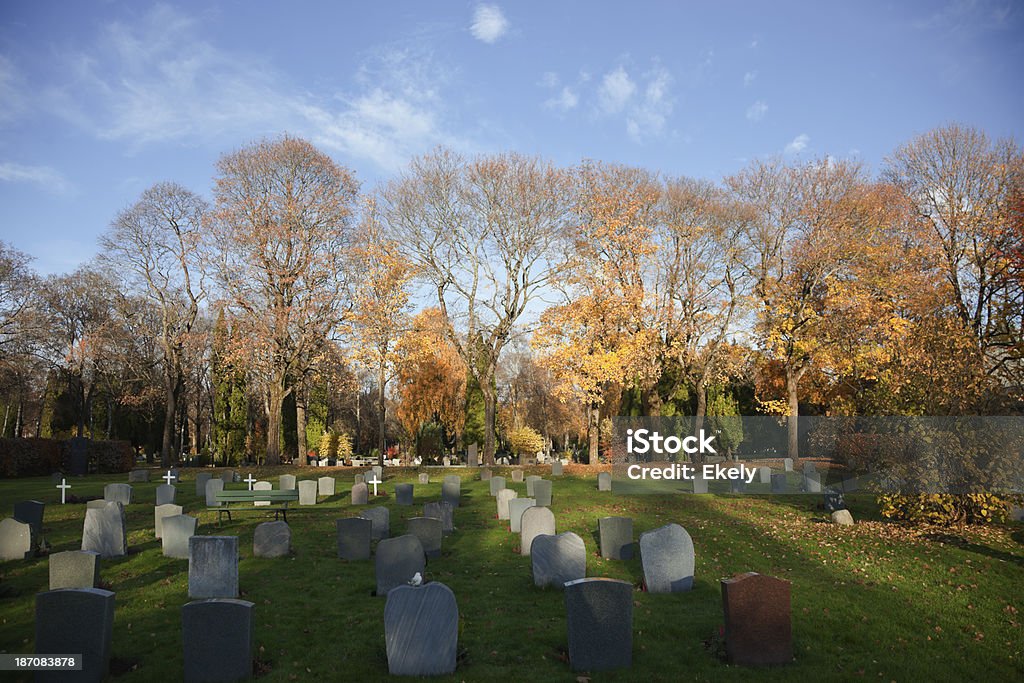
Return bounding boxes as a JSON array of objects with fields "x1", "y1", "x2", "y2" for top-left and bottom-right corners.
[
  {"x1": 182, "y1": 599, "x2": 254, "y2": 683},
  {"x1": 0, "y1": 517, "x2": 33, "y2": 560},
  {"x1": 162, "y1": 514, "x2": 197, "y2": 559},
  {"x1": 375, "y1": 535, "x2": 425, "y2": 597},
  {"x1": 533, "y1": 479, "x2": 553, "y2": 507},
  {"x1": 525, "y1": 475, "x2": 541, "y2": 496},
  {"x1": 154, "y1": 503, "x2": 183, "y2": 539},
  {"x1": 597, "y1": 472, "x2": 612, "y2": 491},
  {"x1": 219, "y1": 470, "x2": 235, "y2": 484},
  {"x1": 531, "y1": 532, "x2": 586, "y2": 589},
  {"x1": 599, "y1": 516, "x2": 634, "y2": 560},
  {"x1": 81, "y1": 501, "x2": 127, "y2": 558},
  {"x1": 406, "y1": 517, "x2": 442, "y2": 557},
  {"x1": 520, "y1": 506, "x2": 555, "y2": 556},
  {"x1": 552, "y1": 461, "x2": 563, "y2": 476},
  {"x1": 467, "y1": 442, "x2": 479, "y2": 467},
  {"x1": 771, "y1": 474, "x2": 787, "y2": 493},
  {"x1": 639, "y1": 523, "x2": 694, "y2": 593},
  {"x1": 49, "y1": 550, "x2": 100, "y2": 590},
  {"x1": 564, "y1": 578, "x2": 632, "y2": 671},
  {"x1": 35, "y1": 587, "x2": 115, "y2": 683},
  {"x1": 128, "y1": 469, "x2": 150, "y2": 483},
  {"x1": 359, "y1": 506, "x2": 390, "y2": 540},
  {"x1": 721, "y1": 572, "x2": 792, "y2": 666},
  {"x1": 496, "y1": 488, "x2": 517, "y2": 520},
  {"x1": 205, "y1": 478, "x2": 224, "y2": 506},
  {"x1": 802, "y1": 461, "x2": 816, "y2": 475},
  {"x1": 188, "y1": 536, "x2": 238, "y2": 598},
  {"x1": 68, "y1": 436, "x2": 89, "y2": 476},
  {"x1": 730, "y1": 476, "x2": 746, "y2": 494},
  {"x1": 103, "y1": 483, "x2": 132, "y2": 506},
  {"x1": 351, "y1": 482, "x2": 369, "y2": 505},
  {"x1": 418, "y1": 473, "x2": 429, "y2": 485},
  {"x1": 318, "y1": 476, "x2": 335, "y2": 496},
  {"x1": 385, "y1": 583, "x2": 458, "y2": 676},
  {"x1": 441, "y1": 480, "x2": 460, "y2": 508},
  {"x1": 156, "y1": 484, "x2": 176, "y2": 506},
  {"x1": 253, "y1": 521, "x2": 291, "y2": 558},
  {"x1": 13, "y1": 499, "x2": 44, "y2": 538},
  {"x1": 279, "y1": 474, "x2": 297, "y2": 491},
  {"x1": 508, "y1": 497, "x2": 535, "y2": 533},
  {"x1": 336, "y1": 518, "x2": 372, "y2": 560},
  {"x1": 195, "y1": 472, "x2": 212, "y2": 497},
  {"x1": 489, "y1": 476, "x2": 505, "y2": 496},
  {"x1": 298, "y1": 480, "x2": 317, "y2": 505},
  {"x1": 823, "y1": 489, "x2": 846, "y2": 512},
  {"x1": 423, "y1": 501, "x2": 454, "y2": 535},
  {"x1": 395, "y1": 484, "x2": 414, "y2": 506}
]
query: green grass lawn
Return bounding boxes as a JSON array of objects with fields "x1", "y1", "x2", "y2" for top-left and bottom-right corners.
[{"x1": 1, "y1": 466, "x2": 1022, "y2": 681}]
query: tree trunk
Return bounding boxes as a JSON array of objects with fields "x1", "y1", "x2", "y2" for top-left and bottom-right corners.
[
  {"x1": 160, "y1": 370, "x2": 177, "y2": 467},
  {"x1": 786, "y1": 365, "x2": 800, "y2": 461},
  {"x1": 295, "y1": 383, "x2": 308, "y2": 466},
  {"x1": 693, "y1": 376, "x2": 707, "y2": 464},
  {"x1": 481, "y1": 369, "x2": 497, "y2": 466},
  {"x1": 265, "y1": 378, "x2": 287, "y2": 466},
  {"x1": 588, "y1": 401, "x2": 600, "y2": 466},
  {"x1": 377, "y1": 364, "x2": 387, "y2": 466}
]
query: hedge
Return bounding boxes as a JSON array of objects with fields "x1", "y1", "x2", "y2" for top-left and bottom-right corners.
[{"x1": 0, "y1": 438, "x2": 134, "y2": 477}]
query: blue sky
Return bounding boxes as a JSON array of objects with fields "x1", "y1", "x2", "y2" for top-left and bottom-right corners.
[{"x1": 1, "y1": 0, "x2": 1021, "y2": 275}]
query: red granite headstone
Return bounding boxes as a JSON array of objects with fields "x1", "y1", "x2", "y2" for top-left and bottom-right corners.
[{"x1": 721, "y1": 572, "x2": 792, "y2": 666}]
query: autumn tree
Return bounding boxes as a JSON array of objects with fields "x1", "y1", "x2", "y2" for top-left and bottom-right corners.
[
  {"x1": 209, "y1": 135, "x2": 359, "y2": 465},
  {"x1": 384, "y1": 149, "x2": 572, "y2": 465}
]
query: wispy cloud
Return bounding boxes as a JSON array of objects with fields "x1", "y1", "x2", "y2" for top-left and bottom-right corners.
[
  {"x1": 544, "y1": 87, "x2": 579, "y2": 113},
  {"x1": 785, "y1": 133, "x2": 810, "y2": 154},
  {"x1": 470, "y1": 4, "x2": 509, "y2": 44},
  {"x1": 598, "y1": 66, "x2": 636, "y2": 114},
  {"x1": 743, "y1": 70, "x2": 758, "y2": 86},
  {"x1": 0, "y1": 162, "x2": 74, "y2": 195},
  {"x1": 746, "y1": 100, "x2": 768, "y2": 122},
  {"x1": 593, "y1": 64, "x2": 673, "y2": 143}
]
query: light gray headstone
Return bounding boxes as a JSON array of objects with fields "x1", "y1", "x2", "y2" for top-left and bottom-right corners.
[
  {"x1": 49, "y1": 550, "x2": 100, "y2": 590},
  {"x1": 443, "y1": 474, "x2": 460, "y2": 486},
  {"x1": 442, "y1": 456, "x2": 450, "y2": 467},
  {"x1": 375, "y1": 535, "x2": 425, "y2": 597},
  {"x1": 508, "y1": 498, "x2": 536, "y2": 533},
  {"x1": 253, "y1": 521, "x2": 291, "y2": 558},
  {"x1": 128, "y1": 469, "x2": 149, "y2": 483},
  {"x1": 372, "y1": 465, "x2": 383, "y2": 480},
  {"x1": 195, "y1": 472, "x2": 212, "y2": 497},
  {"x1": 423, "y1": 501, "x2": 454, "y2": 535},
  {"x1": 531, "y1": 531, "x2": 586, "y2": 588},
  {"x1": 351, "y1": 482, "x2": 369, "y2": 505},
  {"x1": 205, "y1": 478, "x2": 224, "y2": 506},
  {"x1": 81, "y1": 501, "x2": 127, "y2": 558},
  {"x1": 511, "y1": 470, "x2": 524, "y2": 483},
  {"x1": 802, "y1": 461, "x2": 816, "y2": 475},
  {"x1": 318, "y1": 476, "x2": 335, "y2": 497},
  {"x1": 360, "y1": 506, "x2": 390, "y2": 540},
  {"x1": 13, "y1": 500, "x2": 44, "y2": 539},
  {"x1": 520, "y1": 506, "x2": 555, "y2": 556},
  {"x1": 552, "y1": 461, "x2": 563, "y2": 476},
  {"x1": 534, "y1": 479, "x2": 553, "y2": 507},
  {"x1": 182, "y1": 598, "x2": 254, "y2": 683},
  {"x1": 640, "y1": 523, "x2": 694, "y2": 593},
  {"x1": 526, "y1": 475, "x2": 541, "y2": 496},
  {"x1": 155, "y1": 484, "x2": 176, "y2": 506},
  {"x1": 488, "y1": 476, "x2": 505, "y2": 496},
  {"x1": 564, "y1": 578, "x2": 632, "y2": 671},
  {"x1": 496, "y1": 488, "x2": 517, "y2": 520},
  {"x1": 253, "y1": 481, "x2": 272, "y2": 506},
  {"x1": 298, "y1": 480, "x2": 317, "y2": 505},
  {"x1": 385, "y1": 583, "x2": 458, "y2": 676},
  {"x1": 35, "y1": 588, "x2": 115, "y2": 683},
  {"x1": 831, "y1": 509, "x2": 855, "y2": 525},
  {"x1": 188, "y1": 536, "x2": 238, "y2": 598},
  {"x1": 162, "y1": 514, "x2": 197, "y2": 559},
  {"x1": 771, "y1": 474, "x2": 787, "y2": 493},
  {"x1": 693, "y1": 476, "x2": 708, "y2": 494},
  {"x1": 406, "y1": 517, "x2": 442, "y2": 557},
  {"x1": 418, "y1": 473, "x2": 429, "y2": 485},
  {"x1": 598, "y1": 472, "x2": 612, "y2": 491},
  {"x1": 336, "y1": 518, "x2": 372, "y2": 560},
  {"x1": 395, "y1": 484, "x2": 414, "y2": 506},
  {"x1": 103, "y1": 483, "x2": 132, "y2": 506},
  {"x1": 804, "y1": 472, "x2": 822, "y2": 493},
  {"x1": 279, "y1": 474, "x2": 296, "y2": 491},
  {"x1": 354, "y1": 473, "x2": 365, "y2": 485},
  {"x1": 0, "y1": 517, "x2": 33, "y2": 560},
  {"x1": 599, "y1": 516, "x2": 634, "y2": 560},
  {"x1": 219, "y1": 470, "x2": 235, "y2": 484},
  {"x1": 783, "y1": 457, "x2": 794, "y2": 472},
  {"x1": 154, "y1": 503, "x2": 183, "y2": 539},
  {"x1": 441, "y1": 480, "x2": 460, "y2": 508},
  {"x1": 467, "y1": 442, "x2": 479, "y2": 467},
  {"x1": 758, "y1": 466, "x2": 772, "y2": 484}
]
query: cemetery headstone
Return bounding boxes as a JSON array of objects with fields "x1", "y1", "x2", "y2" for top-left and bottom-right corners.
[
  {"x1": 13, "y1": 499, "x2": 44, "y2": 538},
  {"x1": 351, "y1": 482, "x2": 369, "y2": 505},
  {"x1": 128, "y1": 469, "x2": 149, "y2": 483},
  {"x1": 511, "y1": 470, "x2": 524, "y2": 483},
  {"x1": 360, "y1": 506, "x2": 390, "y2": 540},
  {"x1": 526, "y1": 475, "x2": 541, "y2": 496},
  {"x1": 375, "y1": 535, "x2": 425, "y2": 597},
  {"x1": 831, "y1": 509, "x2": 854, "y2": 525},
  {"x1": 771, "y1": 474, "x2": 788, "y2": 493},
  {"x1": 599, "y1": 516, "x2": 634, "y2": 560},
  {"x1": 552, "y1": 461, "x2": 563, "y2": 476},
  {"x1": 372, "y1": 465, "x2": 383, "y2": 480},
  {"x1": 253, "y1": 520, "x2": 291, "y2": 558},
  {"x1": 639, "y1": 523, "x2": 694, "y2": 593},
  {"x1": 384, "y1": 583, "x2": 458, "y2": 676},
  {"x1": 205, "y1": 478, "x2": 224, "y2": 507},
  {"x1": 219, "y1": 470, "x2": 235, "y2": 484},
  {"x1": 0, "y1": 517, "x2": 33, "y2": 560},
  {"x1": 154, "y1": 503, "x2": 183, "y2": 539},
  {"x1": 496, "y1": 488, "x2": 517, "y2": 520},
  {"x1": 49, "y1": 550, "x2": 100, "y2": 590},
  {"x1": 467, "y1": 442, "x2": 479, "y2": 467},
  {"x1": 298, "y1": 480, "x2": 318, "y2": 505},
  {"x1": 418, "y1": 473, "x2": 429, "y2": 485},
  {"x1": 531, "y1": 532, "x2": 586, "y2": 588},
  {"x1": 823, "y1": 489, "x2": 846, "y2": 512},
  {"x1": 406, "y1": 517, "x2": 442, "y2": 557},
  {"x1": 336, "y1": 518, "x2": 373, "y2": 560},
  {"x1": 489, "y1": 476, "x2": 506, "y2": 496},
  {"x1": 195, "y1": 472, "x2": 212, "y2": 497},
  {"x1": 181, "y1": 598, "x2": 254, "y2": 683},
  {"x1": 783, "y1": 457, "x2": 793, "y2": 472},
  {"x1": 533, "y1": 479, "x2": 553, "y2": 507},
  {"x1": 162, "y1": 514, "x2": 198, "y2": 559},
  {"x1": 423, "y1": 501, "x2": 455, "y2": 535},
  {"x1": 508, "y1": 497, "x2": 535, "y2": 533},
  {"x1": 520, "y1": 506, "x2": 555, "y2": 556},
  {"x1": 81, "y1": 501, "x2": 127, "y2": 558},
  {"x1": 598, "y1": 472, "x2": 612, "y2": 491},
  {"x1": 156, "y1": 484, "x2": 176, "y2": 505},
  {"x1": 730, "y1": 475, "x2": 746, "y2": 494},
  {"x1": 253, "y1": 481, "x2": 272, "y2": 506},
  {"x1": 480, "y1": 468, "x2": 492, "y2": 481},
  {"x1": 721, "y1": 572, "x2": 792, "y2": 666},
  {"x1": 442, "y1": 456, "x2": 450, "y2": 467},
  {"x1": 803, "y1": 471, "x2": 822, "y2": 493},
  {"x1": 188, "y1": 536, "x2": 238, "y2": 598},
  {"x1": 35, "y1": 587, "x2": 115, "y2": 683},
  {"x1": 354, "y1": 473, "x2": 365, "y2": 485},
  {"x1": 758, "y1": 466, "x2": 772, "y2": 484},
  {"x1": 395, "y1": 483, "x2": 414, "y2": 506},
  {"x1": 441, "y1": 479, "x2": 460, "y2": 508},
  {"x1": 318, "y1": 476, "x2": 335, "y2": 497},
  {"x1": 103, "y1": 483, "x2": 132, "y2": 506},
  {"x1": 68, "y1": 436, "x2": 88, "y2": 476},
  {"x1": 279, "y1": 474, "x2": 296, "y2": 491},
  {"x1": 693, "y1": 476, "x2": 708, "y2": 494},
  {"x1": 564, "y1": 578, "x2": 632, "y2": 671}
]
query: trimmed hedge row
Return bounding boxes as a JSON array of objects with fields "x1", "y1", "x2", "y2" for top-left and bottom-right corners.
[{"x1": 0, "y1": 438, "x2": 134, "y2": 477}]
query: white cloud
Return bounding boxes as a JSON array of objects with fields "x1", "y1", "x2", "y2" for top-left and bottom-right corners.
[
  {"x1": 785, "y1": 133, "x2": 810, "y2": 154},
  {"x1": 746, "y1": 100, "x2": 768, "y2": 122},
  {"x1": 598, "y1": 66, "x2": 636, "y2": 114},
  {"x1": 544, "y1": 86, "x2": 578, "y2": 112},
  {"x1": 470, "y1": 4, "x2": 509, "y2": 44},
  {"x1": 0, "y1": 162, "x2": 74, "y2": 195},
  {"x1": 539, "y1": 71, "x2": 559, "y2": 88},
  {"x1": 743, "y1": 70, "x2": 758, "y2": 86},
  {"x1": 626, "y1": 65, "x2": 673, "y2": 142}
]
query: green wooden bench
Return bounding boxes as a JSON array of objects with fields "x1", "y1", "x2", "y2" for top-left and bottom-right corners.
[{"x1": 211, "y1": 489, "x2": 299, "y2": 524}]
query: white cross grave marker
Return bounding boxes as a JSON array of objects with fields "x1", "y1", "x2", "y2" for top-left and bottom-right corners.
[
  {"x1": 163, "y1": 470, "x2": 176, "y2": 486},
  {"x1": 368, "y1": 474, "x2": 380, "y2": 496},
  {"x1": 57, "y1": 478, "x2": 71, "y2": 504},
  {"x1": 244, "y1": 473, "x2": 256, "y2": 491}
]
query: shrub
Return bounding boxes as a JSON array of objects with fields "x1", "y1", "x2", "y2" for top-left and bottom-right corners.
[
  {"x1": 507, "y1": 425, "x2": 545, "y2": 456},
  {"x1": 88, "y1": 440, "x2": 134, "y2": 474},
  {"x1": 0, "y1": 438, "x2": 63, "y2": 477},
  {"x1": 336, "y1": 433, "x2": 353, "y2": 461},
  {"x1": 877, "y1": 492, "x2": 1020, "y2": 525},
  {"x1": 319, "y1": 430, "x2": 339, "y2": 458}
]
